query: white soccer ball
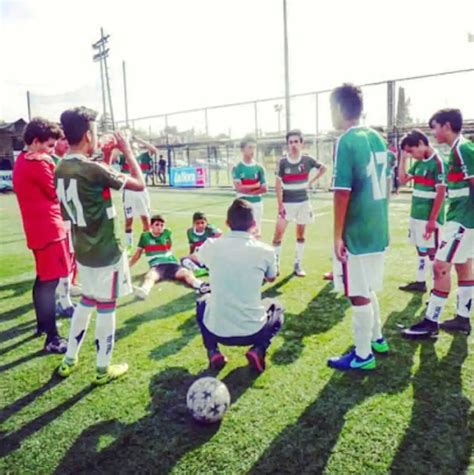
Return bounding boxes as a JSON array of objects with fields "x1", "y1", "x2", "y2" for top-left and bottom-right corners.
[{"x1": 186, "y1": 377, "x2": 231, "y2": 423}]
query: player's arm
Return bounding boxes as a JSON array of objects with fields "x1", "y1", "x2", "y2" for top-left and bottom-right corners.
[
  {"x1": 133, "y1": 136, "x2": 157, "y2": 156},
  {"x1": 424, "y1": 185, "x2": 446, "y2": 239},
  {"x1": 129, "y1": 247, "x2": 143, "y2": 267},
  {"x1": 257, "y1": 166, "x2": 268, "y2": 194},
  {"x1": 310, "y1": 165, "x2": 327, "y2": 188},
  {"x1": 37, "y1": 158, "x2": 59, "y2": 201},
  {"x1": 115, "y1": 131, "x2": 145, "y2": 191},
  {"x1": 398, "y1": 151, "x2": 413, "y2": 185},
  {"x1": 334, "y1": 190, "x2": 350, "y2": 262},
  {"x1": 275, "y1": 175, "x2": 285, "y2": 217}
]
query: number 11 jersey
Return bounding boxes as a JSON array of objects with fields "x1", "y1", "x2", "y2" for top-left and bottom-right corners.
[
  {"x1": 332, "y1": 126, "x2": 390, "y2": 255},
  {"x1": 55, "y1": 153, "x2": 127, "y2": 267}
]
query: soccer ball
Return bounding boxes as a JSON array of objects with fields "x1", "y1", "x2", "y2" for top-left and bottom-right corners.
[{"x1": 186, "y1": 377, "x2": 231, "y2": 424}]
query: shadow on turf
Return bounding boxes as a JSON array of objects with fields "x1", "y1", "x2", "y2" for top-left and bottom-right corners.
[
  {"x1": 0, "y1": 320, "x2": 36, "y2": 345},
  {"x1": 390, "y1": 334, "x2": 472, "y2": 474},
  {"x1": 249, "y1": 293, "x2": 438, "y2": 474},
  {"x1": 0, "y1": 349, "x2": 46, "y2": 374},
  {"x1": 0, "y1": 302, "x2": 34, "y2": 324},
  {"x1": 270, "y1": 282, "x2": 350, "y2": 365},
  {"x1": 0, "y1": 279, "x2": 34, "y2": 301},
  {"x1": 0, "y1": 333, "x2": 37, "y2": 357},
  {"x1": 54, "y1": 365, "x2": 258, "y2": 474},
  {"x1": 0, "y1": 382, "x2": 95, "y2": 458},
  {"x1": 0, "y1": 373, "x2": 63, "y2": 425}
]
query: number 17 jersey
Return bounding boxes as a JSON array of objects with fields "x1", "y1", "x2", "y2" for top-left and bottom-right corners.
[
  {"x1": 55, "y1": 153, "x2": 127, "y2": 267},
  {"x1": 332, "y1": 126, "x2": 390, "y2": 255}
]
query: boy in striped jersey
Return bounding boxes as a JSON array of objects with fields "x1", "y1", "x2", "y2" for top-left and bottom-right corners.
[
  {"x1": 398, "y1": 130, "x2": 446, "y2": 293},
  {"x1": 181, "y1": 212, "x2": 222, "y2": 277},
  {"x1": 130, "y1": 214, "x2": 209, "y2": 300},
  {"x1": 403, "y1": 109, "x2": 474, "y2": 338},
  {"x1": 273, "y1": 129, "x2": 327, "y2": 277},
  {"x1": 232, "y1": 135, "x2": 267, "y2": 237}
]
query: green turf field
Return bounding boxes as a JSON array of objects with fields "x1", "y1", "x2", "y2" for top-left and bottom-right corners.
[{"x1": 1, "y1": 188, "x2": 473, "y2": 474}]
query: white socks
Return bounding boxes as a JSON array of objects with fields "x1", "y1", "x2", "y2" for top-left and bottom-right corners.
[
  {"x1": 370, "y1": 291, "x2": 382, "y2": 341},
  {"x1": 416, "y1": 256, "x2": 428, "y2": 283},
  {"x1": 57, "y1": 277, "x2": 74, "y2": 308},
  {"x1": 126, "y1": 231, "x2": 133, "y2": 247},
  {"x1": 457, "y1": 282, "x2": 474, "y2": 319},
  {"x1": 95, "y1": 302, "x2": 116, "y2": 369},
  {"x1": 425, "y1": 289, "x2": 448, "y2": 323},
  {"x1": 352, "y1": 303, "x2": 374, "y2": 359},
  {"x1": 65, "y1": 297, "x2": 95, "y2": 362},
  {"x1": 295, "y1": 240, "x2": 305, "y2": 264}
]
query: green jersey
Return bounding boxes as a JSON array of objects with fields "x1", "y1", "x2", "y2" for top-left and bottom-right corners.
[
  {"x1": 138, "y1": 229, "x2": 178, "y2": 266},
  {"x1": 277, "y1": 155, "x2": 321, "y2": 203},
  {"x1": 187, "y1": 224, "x2": 221, "y2": 253},
  {"x1": 332, "y1": 126, "x2": 390, "y2": 255},
  {"x1": 52, "y1": 154, "x2": 61, "y2": 166},
  {"x1": 118, "y1": 153, "x2": 130, "y2": 174},
  {"x1": 138, "y1": 152, "x2": 153, "y2": 172},
  {"x1": 232, "y1": 161, "x2": 266, "y2": 203},
  {"x1": 447, "y1": 136, "x2": 474, "y2": 228},
  {"x1": 55, "y1": 153, "x2": 126, "y2": 267},
  {"x1": 408, "y1": 153, "x2": 446, "y2": 224}
]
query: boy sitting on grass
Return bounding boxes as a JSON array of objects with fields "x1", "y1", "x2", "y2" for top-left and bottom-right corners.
[
  {"x1": 130, "y1": 214, "x2": 210, "y2": 299},
  {"x1": 180, "y1": 211, "x2": 222, "y2": 277}
]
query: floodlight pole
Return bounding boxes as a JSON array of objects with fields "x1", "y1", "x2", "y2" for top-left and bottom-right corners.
[
  {"x1": 283, "y1": 0, "x2": 291, "y2": 133},
  {"x1": 123, "y1": 60, "x2": 130, "y2": 128}
]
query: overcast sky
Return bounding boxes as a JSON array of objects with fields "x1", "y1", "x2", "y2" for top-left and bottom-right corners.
[{"x1": 1, "y1": 0, "x2": 473, "y2": 136}]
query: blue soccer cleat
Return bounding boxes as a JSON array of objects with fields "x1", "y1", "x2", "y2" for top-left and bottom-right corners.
[{"x1": 327, "y1": 349, "x2": 376, "y2": 371}]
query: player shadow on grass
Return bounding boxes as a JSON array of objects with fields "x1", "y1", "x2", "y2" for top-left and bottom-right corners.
[
  {"x1": 0, "y1": 333, "x2": 37, "y2": 358},
  {"x1": 249, "y1": 293, "x2": 425, "y2": 474},
  {"x1": 115, "y1": 291, "x2": 196, "y2": 342},
  {"x1": 390, "y1": 334, "x2": 472, "y2": 474},
  {"x1": 270, "y1": 283, "x2": 350, "y2": 365},
  {"x1": 0, "y1": 382, "x2": 95, "y2": 458},
  {"x1": 0, "y1": 349, "x2": 47, "y2": 375},
  {"x1": 0, "y1": 279, "x2": 35, "y2": 301},
  {"x1": 0, "y1": 302, "x2": 34, "y2": 324},
  {"x1": 0, "y1": 373, "x2": 64, "y2": 426},
  {"x1": 149, "y1": 314, "x2": 197, "y2": 361},
  {"x1": 54, "y1": 365, "x2": 258, "y2": 474},
  {"x1": 0, "y1": 320, "x2": 36, "y2": 345}
]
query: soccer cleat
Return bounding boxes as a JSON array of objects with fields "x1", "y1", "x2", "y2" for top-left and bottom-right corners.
[
  {"x1": 93, "y1": 363, "x2": 129, "y2": 385},
  {"x1": 371, "y1": 337, "x2": 390, "y2": 354},
  {"x1": 196, "y1": 282, "x2": 211, "y2": 296},
  {"x1": 57, "y1": 357, "x2": 78, "y2": 378},
  {"x1": 293, "y1": 263, "x2": 307, "y2": 277},
  {"x1": 133, "y1": 286, "x2": 150, "y2": 300},
  {"x1": 194, "y1": 267, "x2": 209, "y2": 278},
  {"x1": 70, "y1": 284, "x2": 82, "y2": 297},
  {"x1": 399, "y1": 281, "x2": 427, "y2": 293},
  {"x1": 56, "y1": 303, "x2": 76, "y2": 318},
  {"x1": 246, "y1": 346, "x2": 266, "y2": 373},
  {"x1": 208, "y1": 350, "x2": 228, "y2": 370},
  {"x1": 401, "y1": 318, "x2": 439, "y2": 339},
  {"x1": 323, "y1": 271, "x2": 334, "y2": 281},
  {"x1": 327, "y1": 349, "x2": 376, "y2": 371},
  {"x1": 440, "y1": 315, "x2": 471, "y2": 335},
  {"x1": 44, "y1": 336, "x2": 67, "y2": 354}
]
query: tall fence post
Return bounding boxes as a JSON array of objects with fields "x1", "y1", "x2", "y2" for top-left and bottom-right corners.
[
  {"x1": 314, "y1": 92, "x2": 319, "y2": 158},
  {"x1": 254, "y1": 101, "x2": 259, "y2": 161}
]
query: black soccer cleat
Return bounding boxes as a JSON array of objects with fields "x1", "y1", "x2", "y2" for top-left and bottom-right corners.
[
  {"x1": 399, "y1": 281, "x2": 427, "y2": 293},
  {"x1": 440, "y1": 315, "x2": 471, "y2": 335},
  {"x1": 402, "y1": 318, "x2": 439, "y2": 340}
]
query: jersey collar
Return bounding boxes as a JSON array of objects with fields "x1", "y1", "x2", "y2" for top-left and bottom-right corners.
[
  {"x1": 287, "y1": 154, "x2": 302, "y2": 165},
  {"x1": 450, "y1": 135, "x2": 463, "y2": 150},
  {"x1": 241, "y1": 160, "x2": 256, "y2": 167}
]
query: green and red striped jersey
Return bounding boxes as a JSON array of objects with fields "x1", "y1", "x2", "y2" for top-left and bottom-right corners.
[
  {"x1": 447, "y1": 136, "x2": 474, "y2": 228},
  {"x1": 407, "y1": 153, "x2": 446, "y2": 224},
  {"x1": 232, "y1": 161, "x2": 266, "y2": 203},
  {"x1": 187, "y1": 224, "x2": 221, "y2": 253},
  {"x1": 138, "y1": 229, "x2": 178, "y2": 266}
]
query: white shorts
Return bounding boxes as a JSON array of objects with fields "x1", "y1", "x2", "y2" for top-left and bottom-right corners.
[
  {"x1": 436, "y1": 221, "x2": 474, "y2": 264},
  {"x1": 250, "y1": 201, "x2": 263, "y2": 234},
  {"x1": 283, "y1": 201, "x2": 314, "y2": 225},
  {"x1": 123, "y1": 189, "x2": 150, "y2": 219},
  {"x1": 77, "y1": 252, "x2": 132, "y2": 301},
  {"x1": 333, "y1": 252, "x2": 385, "y2": 298},
  {"x1": 408, "y1": 218, "x2": 440, "y2": 250}
]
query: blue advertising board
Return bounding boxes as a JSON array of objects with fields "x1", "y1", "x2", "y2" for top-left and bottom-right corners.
[{"x1": 169, "y1": 167, "x2": 207, "y2": 187}]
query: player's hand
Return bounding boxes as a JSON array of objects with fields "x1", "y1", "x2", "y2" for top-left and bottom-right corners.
[
  {"x1": 114, "y1": 131, "x2": 133, "y2": 156},
  {"x1": 334, "y1": 238, "x2": 348, "y2": 263},
  {"x1": 278, "y1": 204, "x2": 286, "y2": 219},
  {"x1": 423, "y1": 219, "x2": 436, "y2": 240}
]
